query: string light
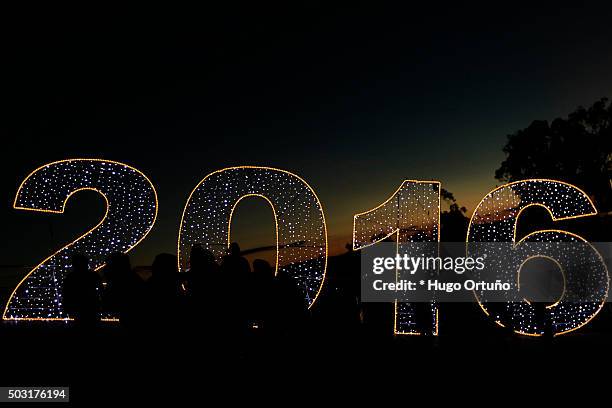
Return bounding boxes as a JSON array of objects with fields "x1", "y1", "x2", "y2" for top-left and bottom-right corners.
[
  {"x1": 4, "y1": 159, "x2": 158, "y2": 321},
  {"x1": 467, "y1": 179, "x2": 609, "y2": 336},
  {"x1": 353, "y1": 180, "x2": 440, "y2": 335},
  {"x1": 177, "y1": 166, "x2": 328, "y2": 308}
]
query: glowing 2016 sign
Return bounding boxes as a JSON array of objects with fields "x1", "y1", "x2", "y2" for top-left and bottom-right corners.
[
  {"x1": 5, "y1": 159, "x2": 158, "y2": 321},
  {"x1": 6, "y1": 159, "x2": 609, "y2": 337}
]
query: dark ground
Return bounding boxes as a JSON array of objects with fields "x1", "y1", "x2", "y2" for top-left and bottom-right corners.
[
  {"x1": 1, "y1": 306, "x2": 611, "y2": 405},
  {"x1": 2, "y1": 242, "x2": 612, "y2": 404}
]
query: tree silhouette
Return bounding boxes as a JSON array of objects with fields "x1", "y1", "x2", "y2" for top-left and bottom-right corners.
[
  {"x1": 440, "y1": 188, "x2": 469, "y2": 241},
  {"x1": 496, "y1": 98, "x2": 612, "y2": 211}
]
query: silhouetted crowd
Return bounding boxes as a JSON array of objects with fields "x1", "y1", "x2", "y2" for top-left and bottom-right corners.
[
  {"x1": 62, "y1": 242, "x2": 309, "y2": 340},
  {"x1": 62, "y1": 241, "x2": 589, "y2": 342}
]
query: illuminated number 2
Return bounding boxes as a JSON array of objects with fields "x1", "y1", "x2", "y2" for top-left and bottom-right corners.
[
  {"x1": 178, "y1": 166, "x2": 328, "y2": 308},
  {"x1": 467, "y1": 179, "x2": 609, "y2": 336},
  {"x1": 354, "y1": 180, "x2": 440, "y2": 335},
  {"x1": 4, "y1": 159, "x2": 158, "y2": 321}
]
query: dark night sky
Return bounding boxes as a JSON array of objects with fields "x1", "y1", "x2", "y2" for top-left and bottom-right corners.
[{"x1": 2, "y1": 3, "x2": 612, "y2": 266}]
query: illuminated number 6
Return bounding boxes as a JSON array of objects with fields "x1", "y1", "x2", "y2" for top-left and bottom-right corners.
[
  {"x1": 4, "y1": 159, "x2": 158, "y2": 321},
  {"x1": 353, "y1": 180, "x2": 440, "y2": 335},
  {"x1": 178, "y1": 166, "x2": 328, "y2": 307},
  {"x1": 467, "y1": 179, "x2": 609, "y2": 336}
]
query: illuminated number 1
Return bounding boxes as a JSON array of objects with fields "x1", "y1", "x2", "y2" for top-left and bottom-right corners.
[{"x1": 354, "y1": 180, "x2": 440, "y2": 335}]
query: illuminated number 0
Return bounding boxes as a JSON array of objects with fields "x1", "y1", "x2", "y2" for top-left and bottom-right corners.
[{"x1": 178, "y1": 166, "x2": 328, "y2": 308}]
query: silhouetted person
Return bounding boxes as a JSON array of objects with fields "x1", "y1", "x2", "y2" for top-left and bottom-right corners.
[
  {"x1": 534, "y1": 302, "x2": 553, "y2": 340},
  {"x1": 185, "y1": 244, "x2": 223, "y2": 332},
  {"x1": 102, "y1": 253, "x2": 146, "y2": 328},
  {"x1": 253, "y1": 258, "x2": 274, "y2": 277},
  {"x1": 250, "y1": 259, "x2": 274, "y2": 330},
  {"x1": 187, "y1": 245, "x2": 221, "y2": 292},
  {"x1": 220, "y1": 243, "x2": 251, "y2": 338},
  {"x1": 221, "y1": 242, "x2": 251, "y2": 275},
  {"x1": 63, "y1": 254, "x2": 102, "y2": 327},
  {"x1": 268, "y1": 270, "x2": 308, "y2": 337},
  {"x1": 313, "y1": 249, "x2": 361, "y2": 337},
  {"x1": 147, "y1": 253, "x2": 181, "y2": 325},
  {"x1": 361, "y1": 302, "x2": 395, "y2": 338},
  {"x1": 102, "y1": 252, "x2": 131, "y2": 314}
]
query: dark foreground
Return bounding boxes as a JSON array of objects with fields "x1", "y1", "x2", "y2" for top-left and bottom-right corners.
[{"x1": 1, "y1": 315, "x2": 611, "y2": 405}]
